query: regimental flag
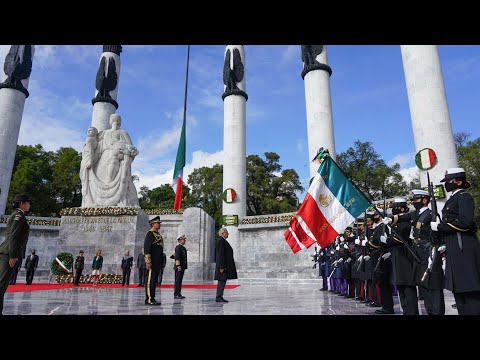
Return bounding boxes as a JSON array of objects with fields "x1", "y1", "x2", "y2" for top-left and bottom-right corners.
[
  {"x1": 173, "y1": 117, "x2": 186, "y2": 210},
  {"x1": 284, "y1": 155, "x2": 370, "y2": 253}
]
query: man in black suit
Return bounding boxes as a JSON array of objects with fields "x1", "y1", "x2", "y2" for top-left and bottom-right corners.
[
  {"x1": 173, "y1": 235, "x2": 188, "y2": 299},
  {"x1": 215, "y1": 227, "x2": 238, "y2": 302},
  {"x1": 25, "y1": 249, "x2": 39, "y2": 285},
  {"x1": 73, "y1": 250, "x2": 85, "y2": 286},
  {"x1": 137, "y1": 251, "x2": 146, "y2": 286},
  {"x1": 121, "y1": 250, "x2": 133, "y2": 286}
]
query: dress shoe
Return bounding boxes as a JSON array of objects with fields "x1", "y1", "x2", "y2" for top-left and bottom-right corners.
[
  {"x1": 374, "y1": 308, "x2": 394, "y2": 314},
  {"x1": 137, "y1": 284, "x2": 142, "y2": 287},
  {"x1": 174, "y1": 295, "x2": 185, "y2": 299},
  {"x1": 320, "y1": 287, "x2": 328, "y2": 291},
  {"x1": 452, "y1": 303, "x2": 457, "y2": 309},
  {"x1": 145, "y1": 300, "x2": 161, "y2": 306},
  {"x1": 216, "y1": 297, "x2": 228, "y2": 303}
]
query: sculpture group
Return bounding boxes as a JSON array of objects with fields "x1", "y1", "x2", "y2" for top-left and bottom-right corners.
[{"x1": 80, "y1": 113, "x2": 139, "y2": 207}]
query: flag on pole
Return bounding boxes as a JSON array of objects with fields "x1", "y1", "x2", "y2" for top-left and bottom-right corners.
[
  {"x1": 173, "y1": 46, "x2": 190, "y2": 210},
  {"x1": 284, "y1": 154, "x2": 370, "y2": 253}
]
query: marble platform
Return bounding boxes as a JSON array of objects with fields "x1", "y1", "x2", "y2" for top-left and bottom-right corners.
[{"x1": 2, "y1": 280, "x2": 458, "y2": 315}]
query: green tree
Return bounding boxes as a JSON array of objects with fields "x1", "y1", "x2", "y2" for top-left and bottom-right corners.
[
  {"x1": 246, "y1": 152, "x2": 303, "y2": 215},
  {"x1": 139, "y1": 183, "x2": 191, "y2": 209},
  {"x1": 455, "y1": 133, "x2": 480, "y2": 229},
  {"x1": 52, "y1": 147, "x2": 82, "y2": 211},
  {"x1": 336, "y1": 140, "x2": 409, "y2": 201},
  {"x1": 186, "y1": 164, "x2": 224, "y2": 228}
]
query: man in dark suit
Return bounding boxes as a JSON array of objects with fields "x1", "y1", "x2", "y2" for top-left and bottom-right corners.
[
  {"x1": 173, "y1": 235, "x2": 188, "y2": 299},
  {"x1": 25, "y1": 249, "x2": 39, "y2": 285},
  {"x1": 0, "y1": 194, "x2": 31, "y2": 315},
  {"x1": 215, "y1": 227, "x2": 238, "y2": 302},
  {"x1": 121, "y1": 250, "x2": 133, "y2": 286},
  {"x1": 144, "y1": 216, "x2": 164, "y2": 305},
  {"x1": 137, "y1": 251, "x2": 146, "y2": 286},
  {"x1": 73, "y1": 250, "x2": 85, "y2": 286},
  {"x1": 9, "y1": 258, "x2": 22, "y2": 285}
]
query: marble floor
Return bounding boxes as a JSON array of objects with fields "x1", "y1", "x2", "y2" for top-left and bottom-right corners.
[{"x1": 2, "y1": 280, "x2": 458, "y2": 315}]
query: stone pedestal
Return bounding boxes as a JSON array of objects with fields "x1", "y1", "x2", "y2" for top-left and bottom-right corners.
[{"x1": 59, "y1": 211, "x2": 149, "y2": 274}]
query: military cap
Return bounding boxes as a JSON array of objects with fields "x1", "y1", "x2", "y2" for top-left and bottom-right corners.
[
  {"x1": 345, "y1": 227, "x2": 353, "y2": 232},
  {"x1": 366, "y1": 213, "x2": 375, "y2": 220},
  {"x1": 411, "y1": 189, "x2": 430, "y2": 199},
  {"x1": 79, "y1": 250, "x2": 84, "y2": 253},
  {"x1": 440, "y1": 167, "x2": 466, "y2": 182},
  {"x1": 149, "y1": 216, "x2": 162, "y2": 225},
  {"x1": 393, "y1": 197, "x2": 407, "y2": 205},
  {"x1": 177, "y1": 234, "x2": 186, "y2": 241},
  {"x1": 14, "y1": 194, "x2": 30, "y2": 203}
]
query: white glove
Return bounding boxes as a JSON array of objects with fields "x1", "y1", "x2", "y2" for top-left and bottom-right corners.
[
  {"x1": 427, "y1": 255, "x2": 433, "y2": 269},
  {"x1": 320, "y1": 251, "x2": 324, "y2": 256},
  {"x1": 358, "y1": 255, "x2": 364, "y2": 263},
  {"x1": 430, "y1": 221, "x2": 440, "y2": 232},
  {"x1": 330, "y1": 250, "x2": 335, "y2": 255},
  {"x1": 355, "y1": 238, "x2": 361, "y2": 245},
  {"x1": 338, "y1": 258, "x2": 344, "y2": 263},
  {"x1": 343, "y1": 244, "x2": 348, "y2": 249},
  {"x1": 361, "y1": 240, "x2": 368, "y2": 247},
  {"x1": 340, "y1": 236, "x2": 345, "y2": 242},
  {"x1": 438, "y1": 245, "x2": 446, "y2": 254},
  {"x1": 346, "y1": 258, "x2": 351, "y2": 263},
  {"x1": 336, "y1": 245, "x2": 340, "y2": 251},
  {"x1": 332, "y1": 260, "x2": 337, "y2": 267},
  {"x1": 442, "y1": 257, "x2": 446, "y2": 272},
  {"x1": 380, "y1": 235, "x2": 387, "y2": 244},
  {"x1": 381, "y1": 252, "x2": 391, "y2": 260},
  {"x1": 382, "y1": 217, "x2": 392, "y2": 225},
  {"x1": 364, "y1": 255, "x2": 370, "y2": 261}
]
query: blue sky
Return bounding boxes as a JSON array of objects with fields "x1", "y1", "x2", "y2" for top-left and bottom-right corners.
[{"x1": 2, "y1": 45, "x2": 479, "y2": 199}]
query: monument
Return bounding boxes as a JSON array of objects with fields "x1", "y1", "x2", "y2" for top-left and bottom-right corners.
[
  {"x1": 400, "y1": 45, "x2": 458, "y2": 210},
  {"x1": 301, "y1": 45, "x2": 336, "y2": 180},
  {"x1": 222, "y1": 45, "x2": 247, "y2": 258},
  {"x1": 0, "y1": 45, "x2": 35, "y2": 215}
]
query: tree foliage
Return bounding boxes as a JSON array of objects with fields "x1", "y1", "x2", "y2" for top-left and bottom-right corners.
[
  {"x1": 139, "y1": 183, "x2": 190, "y2": 209},
  {"x1": 246, "y1": 152, "x2": 303, "y2": 215},
  {"x1": 336, "y1": 140, "x2": 410, "y2": 201}
]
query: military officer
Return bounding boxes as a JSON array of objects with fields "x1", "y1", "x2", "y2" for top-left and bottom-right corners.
[
  {"x1": 431, "y1": 168, "x2": 480, "y2": 315},
  {"x1": 173, "y1": 234, "x2": 188, "y2": 299},
  {"x1": 0, "y1": 194, "x2": 31, "y2": 315},
  {"x1": 144, "y1": 216, "x2": 164, "y2": 306}
]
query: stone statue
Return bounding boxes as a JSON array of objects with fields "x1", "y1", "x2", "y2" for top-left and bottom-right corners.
[{"x1": 80, "y1": 114, "x2": 139, "y2": 207}]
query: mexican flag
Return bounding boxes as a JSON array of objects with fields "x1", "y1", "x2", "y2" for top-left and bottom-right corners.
[
  {"x1": 284, "y1": 156, "x2": 370, "y2": 253},
  {"x1": 415, "y1": 148, "x2": 437, "y2": 170},
  {"x1": 173, "y1": 118, "x2": 186, "y2": 210}
]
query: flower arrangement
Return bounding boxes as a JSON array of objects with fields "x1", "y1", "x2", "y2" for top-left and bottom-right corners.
[
  {"x1": 60, "y1": 207, "x2": 140, "y2": 216},
  {"x1": 56, "y1": 273, "x2": 123, "y2": 284},
  {"x1": 241, "y1": 213, "x2": 295, "y2": 225},
  {"x1": 0, "y1": 217, "x2": 61, "y2": 226},
  {"x1": 50, "y1": 252, "x2": 74, "y2": 276},
  {"x1": 142, "y1": 209, "x2": 184, "y2": 215}
]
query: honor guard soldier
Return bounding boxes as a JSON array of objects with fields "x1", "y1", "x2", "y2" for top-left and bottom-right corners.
[
  {"x1": 0, "y1": 194, "x2": 31, "y2": 315},
  {"x1": 431, "y1": 168, "x2": 480, "y2": 315},
  {"x1": 173, "y1": 234, "x2": 188, "y2": 299},
  {"x1": 410, "y1": 189, "x2": 445, "y2": 315},
  {"x1": 383, "y1": 197, "x2": 419, "y2": 315},
  {"x1": 144, "y1": 216, "x2": 164, "y2": 306}
]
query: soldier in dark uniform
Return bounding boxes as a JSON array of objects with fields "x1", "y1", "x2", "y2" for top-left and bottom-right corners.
[
  {"x1": 0, "y1": 194, "x2": 31, "y2": 315},
  {"x1": 73, "y1": 250, "x2": 85, "y2": 286},
  {"x1": 344, "y1": 227, "x2": 356, "y2": 298},
  {"x1": 8, "y1": 257, "x2": 22, "y2": 285},
  {"x1": 431, "y1": 168, "x2": 480, "y2": 315},
  {"x1": 173, "y1": 234, "x2": 188, "y2": 299},
  {"x1": 371, "y1": 211, "x2": 394, "y2": 314},
  {"x1": 352, "y1": 221, "x2": 365, "y2": 300},
  {"x1": 384, "y1": 197, "x2": 419, "y2": 315},
  {"x1": 144, "y1": 216, "x2": 164, "y2": 306},
  {"x1": 365, "y1": 214, "x2": 381, "y2": 307},
  {"x1": 318, "y1": 245, "x2": 329, "y2": 291}
]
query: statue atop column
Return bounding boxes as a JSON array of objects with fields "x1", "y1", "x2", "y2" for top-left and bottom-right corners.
[
  {"x1": 0, "y1": 45, "x2": 33, "y2": 97},
  {"x1": 80, "y1": 113, "x2": 139, "y2": 207}
]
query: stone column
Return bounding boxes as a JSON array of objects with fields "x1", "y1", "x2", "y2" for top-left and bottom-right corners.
[
  {"x1": 401, "y1": 45, "x2": 458, "y2": 209},
  {"x1": 91, "y1": 45, "x2": 122, "y2": 132},
  {"x1": 301, "y1": 45, "x2": 336, "y2": 180},
  {"x1": 0, "y1": 45, "x2": 35, "y2": 215},
  {"x1": 222, "y1": 45, "x2": 247, "y2": 258}
]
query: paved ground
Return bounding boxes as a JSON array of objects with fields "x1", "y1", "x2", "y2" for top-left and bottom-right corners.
[{"x1": 2, "y1": 280, "x2": 458, "y2": 315}]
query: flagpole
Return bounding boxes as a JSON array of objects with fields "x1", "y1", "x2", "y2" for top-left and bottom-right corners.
[{"x1": 183, "y1": 45, "x2": 190, "y2": 123}]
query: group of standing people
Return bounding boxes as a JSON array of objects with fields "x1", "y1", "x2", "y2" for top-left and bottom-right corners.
[{"x1": 317, "y1": 167, "x2": 480, "y2": 315}]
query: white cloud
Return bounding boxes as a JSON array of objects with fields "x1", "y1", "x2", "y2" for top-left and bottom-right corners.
[
  {"x1": 296, "y1": 138, "x2": 304, "y2": 152},
  {"x1": 388, "y1": 152, "x2": 416, "y2": 167},
  {"x1": 398, "y1": 166, "x2": 419, "y2": 184},
  {"x1": 134, "y1": 149, "x2": 224, "y2": 192},
  {"x1": 33, "y1": 45, "x2": 59, "y2": 69},
  {"x1": 281, "y1": 45, "x2": 298, "y2": 65},
  {"x1": 18, "y1": 79, "x2": 91, "y2": 151}
]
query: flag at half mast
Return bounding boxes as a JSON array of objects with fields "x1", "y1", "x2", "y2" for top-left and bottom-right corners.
[
  {"x1": 173, "y1": 45, "x2": 190, "y2": 210},
  {"x1": 284, "y1": 152, "x2": 370, "y2": 253}
]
